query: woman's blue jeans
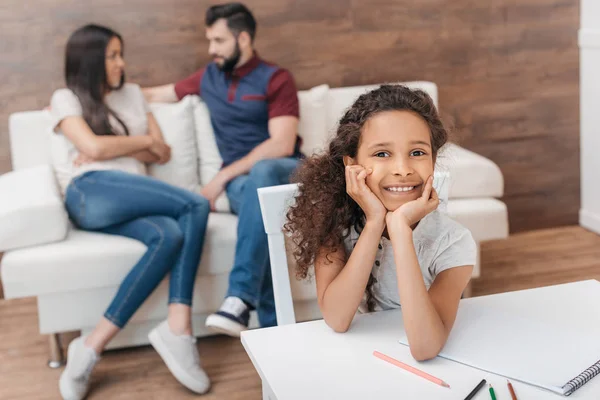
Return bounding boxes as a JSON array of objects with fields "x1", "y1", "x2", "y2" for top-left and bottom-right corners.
[{"x1": 64, "y1": 170, "x2": 210, "y2": 328}]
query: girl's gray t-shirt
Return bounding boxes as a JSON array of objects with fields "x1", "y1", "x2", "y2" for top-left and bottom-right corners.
[{"x1": 343, "y1": 209, "x2": 477, "y2": 313}]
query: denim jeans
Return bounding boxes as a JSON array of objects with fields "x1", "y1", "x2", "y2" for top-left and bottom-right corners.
[
  {"x1": 225, "y1": 157, "x2": 299, "y2": 328},
  {"x1": 64, "y1": 170, "x2": 210, "y2": 328}
]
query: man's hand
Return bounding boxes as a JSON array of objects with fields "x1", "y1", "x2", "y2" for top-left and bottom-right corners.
[{"x1": 200, "y1": 173, "x2": 228, "y2": 211}]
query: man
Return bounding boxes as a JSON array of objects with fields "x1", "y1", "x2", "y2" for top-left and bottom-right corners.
[{"x1": 143, "y1": 2, "x2": 301, "y2": 336}]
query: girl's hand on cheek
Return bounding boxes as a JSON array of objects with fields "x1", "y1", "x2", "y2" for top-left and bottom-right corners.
[
  {"x1": 386, "y1": 175, "x2": 439, "y2": 233},
  {"x1": 345, "y1": 165, "x2": 387, "y2": 225}
]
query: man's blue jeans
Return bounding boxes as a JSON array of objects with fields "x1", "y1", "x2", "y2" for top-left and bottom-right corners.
[
  {"x1": 64, "y1": 170, "x2": 210, "y2": 328},
  {"x1": 225, "y1": 158, "x2": 299, "y2": 327}
]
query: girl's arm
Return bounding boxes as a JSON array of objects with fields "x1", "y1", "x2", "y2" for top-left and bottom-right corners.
[
  {"x1": 315, "y1": 163, "x2": 388, "y2": 332},
  {"x1": 58, "y1": 116, "x2": 153, "y2": 160},
  {"x1": 314, "y1": 218, "x2": 384, "y2": 332},
  {"x1": 387, "y1": 176, "x2": 473, "y2": 361},
  {"x1": 390, "y1": 223, "x2": 472, "y2": 361}
]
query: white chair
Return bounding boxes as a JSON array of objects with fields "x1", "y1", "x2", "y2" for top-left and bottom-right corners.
[{"x1": 257, "y1": 171, "x2": 451, "y2": 326}]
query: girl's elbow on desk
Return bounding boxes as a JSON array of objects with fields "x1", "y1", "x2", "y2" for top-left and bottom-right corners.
[
  {"x1": 409, "y1": 340, "x2": 445, "y2": 362},
  {"x1": 323, "y1": 314, "x2": 352, "y2": 333}
]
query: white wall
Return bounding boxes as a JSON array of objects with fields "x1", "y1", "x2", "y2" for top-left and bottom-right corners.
[{"x1": 579, "y1": 0, "x2": 600, "y2": 234}]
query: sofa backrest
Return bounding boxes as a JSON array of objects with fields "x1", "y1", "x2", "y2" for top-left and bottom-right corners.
[{"x1": 8, "y1": 81, "x2": 440, "y2": 191}]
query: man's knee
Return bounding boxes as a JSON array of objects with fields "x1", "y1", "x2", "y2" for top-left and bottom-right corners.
[{"x1": 249, "y1": 159, "x2": 291, "y2": 188}]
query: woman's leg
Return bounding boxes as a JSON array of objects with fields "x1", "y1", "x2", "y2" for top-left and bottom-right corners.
[
  {"x1": 168, "y1": 304, "x2": 194, "y2": 336},
  {"x1": 85, "y1": 215, "x2": 185, "y2": 352},
  {"x1": 59, "y1": 215, "x2": 183, "y2": 400},
  {"x1": 65, "y1": 170, "x2": 210, "y2": 341},
  {"x1": 166, "y1": 190, "x2": 210, "y2": 335},
  {"x1": 66, "y1": 170, "x2": 208, "y2": 231}
]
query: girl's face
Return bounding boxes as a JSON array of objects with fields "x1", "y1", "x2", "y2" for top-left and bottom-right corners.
[
  {"x1": 351, "y1": 110, "x2": 435, "y2": 211},
  {"x1": 105, "y1": 37, "x2": 125, "y2": 89}
]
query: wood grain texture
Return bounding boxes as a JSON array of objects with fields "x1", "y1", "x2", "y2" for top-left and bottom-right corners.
[
  {"x1": 0, "y1": 225, "x2": 599, "y2": 399},
  {"x1": 474, "y1": 226, "x2": 600, "y2": 296},
  {"x1": 0, "y1": 0, "x2": 579, "y2": 232}
]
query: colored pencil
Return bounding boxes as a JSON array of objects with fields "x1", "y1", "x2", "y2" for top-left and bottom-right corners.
[
  {"x1": 507, "y1": 379, "x2": 518, "y2": 400},
  {"x1": 489, "y1": 384, "x2": 497, "y2": 400},
  {"x1": 373, "y1": 350, "x2": 450, "y2": 388},
  {"x1": 464, "y1": 379, "x2": 487, "y2": 400}
]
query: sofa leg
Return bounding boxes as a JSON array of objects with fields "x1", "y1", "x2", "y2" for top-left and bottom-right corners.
[{"x1": 48, "y1": 333, "x2": 65, "y2": 368}]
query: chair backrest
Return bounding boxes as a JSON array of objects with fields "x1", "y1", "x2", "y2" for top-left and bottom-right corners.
[{"x1": 258, "y1": 171, "x2": 450, "y2": 326}]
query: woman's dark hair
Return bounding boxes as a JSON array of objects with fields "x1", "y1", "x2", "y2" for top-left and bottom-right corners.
[
  {"x1": 205, "y1": 2, "x2": 257, "y2": 42},
  {"x1": 65, "y1": 24, "x2": 129, "y2": 136},
  {"x1": 284, "y1": 84, "x2": 448, "y2": 311}
]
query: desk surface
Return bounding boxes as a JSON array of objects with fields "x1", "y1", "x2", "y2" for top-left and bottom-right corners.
[{"x1": 242, "y1": 280, "x2": 600, "y2": 400}]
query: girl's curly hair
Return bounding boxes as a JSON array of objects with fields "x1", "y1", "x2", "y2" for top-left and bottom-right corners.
[{"x1": 284, "y1": 84, "x2": 449, "y2": 311}]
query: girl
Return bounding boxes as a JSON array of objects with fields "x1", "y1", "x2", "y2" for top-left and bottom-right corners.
[
  {"x1": 285, "y1": 85, "x2": 476, "y2": 361},
  {"x1": 51, "y1": 25, "x2": 211, "y2": 399}
]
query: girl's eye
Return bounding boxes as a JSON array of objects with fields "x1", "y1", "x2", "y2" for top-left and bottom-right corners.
[
  {"x1": 411, "y1": 150, "x2": 426, "y2": 157},
  {"x1": 375, "y1": 151, "x2": 389, "y2": 158}
]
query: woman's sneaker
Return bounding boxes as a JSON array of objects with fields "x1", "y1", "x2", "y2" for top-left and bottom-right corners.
[
  {"x1": 59, "y1": 336, "x2": 100, "y2": 400},
  {"x1": 148, "y1": 320, "x2": 211, "y2": 394},
  {"x1": 205, "y1": 296, "x2": 250, "y2": 337}
]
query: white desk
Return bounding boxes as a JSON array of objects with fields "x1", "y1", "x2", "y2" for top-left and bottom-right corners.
[{"x1": 241, "y1": 280, "x2": 600, "y2": 400}]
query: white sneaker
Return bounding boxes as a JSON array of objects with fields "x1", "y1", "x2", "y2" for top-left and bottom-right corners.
[
  {"x1": 59, "y1": 336, "x2": 100, "y2": 400},
  {"x1": 205, "y1": 296, "x2": 250, "y2": 337},
  {"x1": 148, "y1": 320, "x2": 211, "y2": 394}
]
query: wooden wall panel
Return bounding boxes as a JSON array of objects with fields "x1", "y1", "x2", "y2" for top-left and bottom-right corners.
[{"x1": 0, "y1": 0, "x2": 579, "y2": 232}]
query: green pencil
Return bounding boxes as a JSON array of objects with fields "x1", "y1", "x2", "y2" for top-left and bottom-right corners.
[{"x1": 489, "y1": 384, "x2": 497, "y2": 400}]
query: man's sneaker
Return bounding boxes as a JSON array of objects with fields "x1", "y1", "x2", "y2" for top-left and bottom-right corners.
[
  {"x1": 59, "y1": 336, "x2": 100, "y2": 400},
  {"x1": 205, "y1": 296, "x2": 250, "y2": 337},
  {"x1": 148, "y1": 320, "x2": 211, "y2": 394}
]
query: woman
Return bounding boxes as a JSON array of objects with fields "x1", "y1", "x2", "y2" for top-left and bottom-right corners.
[{"x1": 51, "y1": 24, "x2": 211, "y2": 399}]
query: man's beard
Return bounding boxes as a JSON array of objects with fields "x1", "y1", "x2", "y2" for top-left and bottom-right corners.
[{"x1": 216, "y1": 42, "x2": 241, "y2": 73}]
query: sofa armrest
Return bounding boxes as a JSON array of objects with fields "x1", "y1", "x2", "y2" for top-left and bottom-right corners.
[{"x1": 0, "y1": 165, "x2": 69, "y2": 252}]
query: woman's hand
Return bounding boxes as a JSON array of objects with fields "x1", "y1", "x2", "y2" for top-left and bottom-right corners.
[
  {"x1": 345, "y1": 165, "x2": 387, "y2": 225},
  {"x1": 386, "y1": 175, "x2": 439, "y2": 232},
  {"x1": 73, "y1": 153, "x2": 96, "y2": 167},
  {"x1": 149, "y1": 137, "x2": 172, "y2": 164}
]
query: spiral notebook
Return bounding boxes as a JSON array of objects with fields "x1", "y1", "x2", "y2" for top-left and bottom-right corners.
[{"x1": 398, "y1": 280, "x2": 600, "y2": 397}]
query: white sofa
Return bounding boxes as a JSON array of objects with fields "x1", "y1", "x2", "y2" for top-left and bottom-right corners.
[{"x1": 0, "y1": 81, "x2": 508, "y2": 365}]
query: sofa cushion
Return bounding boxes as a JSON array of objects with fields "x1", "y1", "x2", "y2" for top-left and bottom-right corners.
[
  {"x1": 148, "y1": 97, "x2": 200, "y2": 192},
  {"x1": 0, "y1": 165, "x2": 69, "y2": 252},
  {"x1": 437, "y1": 144, "x2": 504, "y2": 198},
  {"x1": 297, "y1": 84, "x2": 329, "y2": 156},
  {"x1": 191, "y1": 96, "x2": 231, "y2": 213},
  {"x1": 9, "y1": 111, "x2": 54, "y2": 171},
  {"x1": 1, "y1": 212, "x2": 238, "y2": 299},
  {"x1": 447, "y1": 198, "x2": 509, "y2": 242}
]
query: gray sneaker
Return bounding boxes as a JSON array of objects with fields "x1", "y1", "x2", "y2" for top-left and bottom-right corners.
[
  {"x1": 59, "y1": 336, "x2": 100, "y2": 400},
  {"x1": 148, "y1": 320, "x2": 211, "y2": 394}
]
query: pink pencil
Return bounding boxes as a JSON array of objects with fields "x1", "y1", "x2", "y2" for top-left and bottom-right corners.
[{"x1": 373, "y1": 350, "x2": 450, "y2": 388}]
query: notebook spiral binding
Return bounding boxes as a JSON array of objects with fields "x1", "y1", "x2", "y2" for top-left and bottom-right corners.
[{"x1": 562, "y1": 359, "x2": 600, "y2": 396}]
